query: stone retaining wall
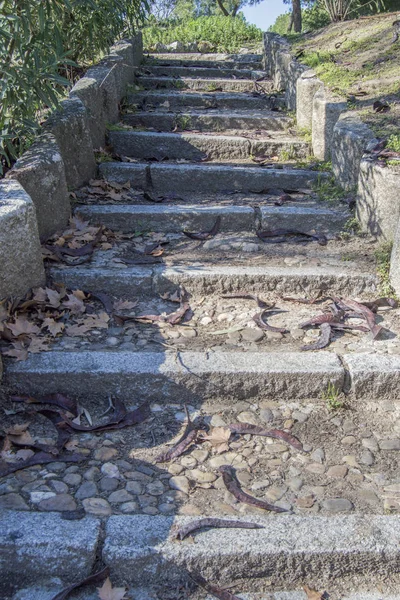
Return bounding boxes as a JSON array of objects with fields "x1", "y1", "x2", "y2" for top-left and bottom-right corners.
[
  {"x1": 0, "y1": 33, "x2": 143, "y2": 307},
  {"x1": 263, "y1": 32, "x2": 400, "y2": 294}
]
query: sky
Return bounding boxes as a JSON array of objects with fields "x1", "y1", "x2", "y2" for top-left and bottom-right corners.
[{"x1": 242, "y1": 0, "x2": 288, "y2": 31}]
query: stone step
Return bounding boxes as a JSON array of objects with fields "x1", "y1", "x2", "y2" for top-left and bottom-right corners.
[
  {"x1": 146, "y1": 52, "x2": 263, "y2": 68},
  {"x1": 7, "y1": 511, "x2": 400, "y2": 599},
  {"x1": 48, "y1": 260, "x2": 377, "y2": 299},
  {"x1": 122, "y1": 109, "x2": 292, "y2": 132},
  {"x1": 103, "y1": 514, "x2": 400, "y2": 591},
  {"x1": 5, "y1": 350, "x2": 346, "y2": 400},
  {"x1": 140, "y1": 65, "x2": 265, "y2": 80},
  {"x1": 127, "y1": 90, "x2": 284, "y2": 111},
  {"x1": 137, "y1": 75, "x2": 273, "y2": 93},
  {"x1": 108, "y1": 130, "x2": 310, "y2": 161},
  {"x1": 99, "y1": 161, "x2": 327, "y2": 194},
  {"x1": 76, "y1": 203, "x2": 350, "y2": 234}
]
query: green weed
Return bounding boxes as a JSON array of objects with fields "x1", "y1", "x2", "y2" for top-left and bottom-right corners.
[
  {"x1": 278, "y1": 146, "x2": 298, "y2": 161},
  {"x1": 322, "y1": 382, "x2": 345, "y2": 411},
  {"x1": 94, "y1": 151, "x2": 113, "y2": 164},
  {"x1": 174, "y1": 114, "x2": 192, "y2": 131},
  {"x1": 143, "y1": 16, "x2": 262, "y2": 54},
  {"x1": 387, "y1": 135, "x2": 400, "y2": 153},
  {"x1": 106, "y1": 123, "x2": 133, "y2": 132},
  {"x1": 313, "y1": 176, "x2": 347, "y2": 205},
  {"x1": 343, "y1": 217, "x2": 361, "y2": 235}
]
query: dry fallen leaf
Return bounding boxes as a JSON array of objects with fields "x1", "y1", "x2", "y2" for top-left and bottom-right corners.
[
  {"x1": 4, "y1": 422, "x2": 30, "y2": 435},
  {"x1": 2, "y1": 342, "x2": 29, "y2": 361},
  {"x1": 303, "y1": 585, "x2": 325, "y2": 600},
  {"x1": 201, "y1": 427, "x2": 231, "y2": 454},
  {"x1": 97, "y1": 577, "x2": 127, "y2": 600},
  {"x1": 113, "y1": 299, "x2": 138, "y2": 311},
  {"x1": 7, "y1": 316, "x2": 40, "y2": 337},
  {"x1": 62, "y1": 294, "x2": 86, "y2": 315},
  {"x1": 42, "y1": 317, "x2": 65, "y2": 337}
]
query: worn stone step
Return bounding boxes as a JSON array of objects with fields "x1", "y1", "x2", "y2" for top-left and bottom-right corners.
[
  {"x1": 76, "y1": 203, "x2": 350, "y2": 234},
  {"x1": 122, "y1": 109, "x2": 292, "y2": 132},
  {"x1": 6, "y1": 350, "x2": 345, "y2": 401},
  {"x1": 102, "y1": 514, "x2": 400, "y2": 591},
  {"x1": 127, "y1": 90, "x2": 284, "y2": 111},
  {"x1": 12, "y1": 592, "x2": 400, "y2": 600},
  {"x1": 140, "y1": 65, "x2": 265, "y2": 80},
  {"x1": 108, "y1": 130, "x2": 310, "y2": 161},
  {"x1": 48, "y1": 260, "x2": 377, "y2": 299},
  {"x1": 1, "y1": 510, "x2": 101, "y2": 598},
  {"x1": 137, "y1": 75, "x2": 273, "y2": 93},
  {"x1": 146, "y1": 52, "x2": 263, "y2": 68},
  {"x1": 99, "y1": 161, "x2": 327, "y2": 194}
]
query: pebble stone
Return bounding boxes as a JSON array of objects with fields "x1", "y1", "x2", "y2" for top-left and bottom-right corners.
[
  {"x1": 83, "y1": 497, "x2": 111, "y2": 516},
  {"x1": 101, "y1": 463, "x2": 121, "y2": 478},
  {"x1": 108, "y1": 489, "x2": 134, "y2": 503},
  {"x1": 84, "y1": 467, "x2": 100, "y2": 481},
  {"x1": 169, "y1": 476, "x2": 190, "y2": 495},
  {"x1": 0, "y1": 493, "x2": 28, "y2": 510},
  {"x1": 100, "y1": 477, "x2": 119, "y2": 492},
  {"x1": 379, "y1": 439, "x2": 400, "y2": 450},
  {"x1": 75, "y1": 481, "x2": 98, "y2": 500},
  {"x1": 359, "y1": 449, "x2": 375, "y2": 466},
  {"x1": 237, "y1": 411, "x2": 259, "y2": 425},
  {"x1": 38, "y1": 493, "x2": 77, "y2": 512},
  {"x1": 94, "y1": 447, "x2": 118, "y2": 461},
  {"x1": 326, "y1": 465, "x2": 348, "y2": 478},
  {"x1": 321, "y1": 498, "x2": 353, "y2": 512},
  {"x1": 63, "y1": 473, "x2": 82, "y2": 486},
  {"x1": 120, "y1": 501, "x2": 139, "y2": 513}
]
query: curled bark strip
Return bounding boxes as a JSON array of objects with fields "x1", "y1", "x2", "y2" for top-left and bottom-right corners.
[
  {"x1": 362, "y1": 297, "x2": 398, "y2": 310},
  {"x1": 331, "y1": 323, "x2": 369, "y2": 333},
  {"x1": 227, "y1": 423, "x2": 304, "y2": 451},
  {"x1": 0, "y1": 451, "x2": 85, "y2": 478},
  {"x1": 341, "y1": 297, "x2": 383, "y2": 339},
  {"x1": 300, "y1": 312, "x2": 342, "y2": 329},
  {"x1": 221, "y1": 293, "x2": 273, "y2": 309},
  {"x1": 219, "y1": 465, "x2": 289, "y2": 513},
  {"x1": 253, "y1": 309, "x2": 288, "y2": 334},
  {"x1": 183, "y1": 216, "x2": 221, "y2": 240},
  {"x1": 65, "y1": 401, "x2": 150, "y2": 433},
  {"x1": 257, "y1": 229, "x2": 327, "y2": 246},
  {"x1": 302, "y1": 323, "x2": 332, "y2": 351},
  {"x1": 11, "y1": 393, "x2": 78, "y2": 415},
  {"x1": 51, "y1": 566, "x2": 110, "y2": 600},
  {"x1": 156, "y1": 405, "x2": 197, "y2": 462},
  {"x1": 173, "y1": 517, "x2": 264, "y2": 540},
  {"x1": 88, "y1": 291, "x2": 114, "y2": 314},
  {"x1": 189, "y1": 572, "x2": 241, "y2": 600},
  {"x1": 128, "y1": 303, "x2": 190, "y2": 326}
]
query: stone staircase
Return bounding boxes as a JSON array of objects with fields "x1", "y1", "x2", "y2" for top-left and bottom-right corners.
[{"x1": 3, "y1": 51, "x2": 400, "y2": 600}]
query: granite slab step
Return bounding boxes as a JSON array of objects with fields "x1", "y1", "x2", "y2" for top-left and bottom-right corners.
[
  {"x1": 122, "y1": 109, "x2": 292, "y2": 132},
  {"x1": 99, "y1": 161, "x2": 328, "y2": 194},
  {"x1": 145, "y1": 52, "x2": 263, "y2": 68},
  {"x1": 136, "y1": 75, "x2": 273, "y2": 93},
  {"x1": 140, "y1": 65, "x2": 265, "y2": 80},
  {"x1": 76, "y1": 203, "x2": 350, "y2": 234},
  {"x1": 108, "y1": 130, "x2": 310, "y2": 161},
  {"x1": 5, "y1": 350, "x2": 345, "y2": 401},
  {"x1": 126, "y1": 90, "x2": 284, "y2": 111}
]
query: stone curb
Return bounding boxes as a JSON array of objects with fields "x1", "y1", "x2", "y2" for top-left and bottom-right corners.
[
  {"x1": 47, "y1": 263, "x2": 378, "y2": 299},
  {"x1": 103, "y1": 514, "x2": 400, "y2": 588},
  {"x1": 344, "y1": 353, "x2": 400, "y2": 399},
  {"x1": 127, "y1": 90, "x2": 285, "y2": 111},
  {"x1": 109, "y1": 130, "x2": 310, "y2": 162},
  {"x1": 145, "y1": 65, "x2": 265, "y2": 79},
  {"x1": 99, "y1": 161, "x2": 326, "y2": 194},
  {"x1": 6, "y1": 350, "x2": 344, "y2": 401},
  {"x1": 76, "y1": 203, "x2": 348, "y2": 234},
  {"x1": 136, "y1": 75, "x2": 270, "y2": 92},
  {"x1": 0, "y1": 510, "x2": 101, "y2": 596}
]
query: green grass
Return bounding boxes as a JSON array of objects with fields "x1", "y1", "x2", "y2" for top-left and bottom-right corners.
[
  {"x1": 313, "y1": 176, "x2": 347, "y2": 205},
  {"x1": 322, "y1": 382, "x2": 345, "y2": 411},
  {"x1": 387, "y1": 135, "x2": 400, "y2": 153},
  {"x1": 143, "y1": 16, "x2": 262, "y2": 54},
  {"x1": 174, "y1": 115, "x2": 192, "y2": 131}
]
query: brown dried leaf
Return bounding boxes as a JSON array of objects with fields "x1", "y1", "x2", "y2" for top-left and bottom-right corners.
[
  {"x1": 97, "y1": 577, "x2": 127, "y2": 600},
  {"x1": 42, "y1": 318, "x2": 65, "y2": 337},
  {"x1": 4, "y1": 422, "x2": 30, "y2": 435},
  {"x1": 113, "y1": 299, "x2": 138, "y2": 311},
  {"x1": 46, "y1": 288, "x2": 63, "y2": 308},
  {"x1": 15, "y1": 449, "x2": 35, "y2": 461},
  {"x1": 202, "y1": 427, "x2": 231, "y2": 453},
  {"x1": 303, "y1": 585, "x2": 325, "y2": 600},
  {"x1": 62, "y1": 294, "x2": 86, "y2": 315},
  {"x1": 2, "y1": 342, "x2": 29, "y2": 361},
  {"x1": 7, "y1": 316, "x2": 40, "y2": 338},
  {"x1": 70, "y1": 215, "x2": 90, "y2": 231},
  {"x1": 27, "y1": 338, "x2": 50, "y2": 353}
]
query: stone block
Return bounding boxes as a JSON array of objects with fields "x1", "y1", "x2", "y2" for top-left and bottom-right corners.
[
  {"x1": 70, "y1": 76, "x2": 107, "y2": 149},
  {"x1": 0, "y1": 180, "x2": 45, "y2": 299},
  {"x1": 345, "y1": 354, "x2": 400, "y2": 399},
  {"x1": 84, "y1": 63, "x2": 119, "y2": 125},
  {"x1": 0, "y1": 510, "x2": 101, "y2": 596},
  {"x1": 103, "y1": 514, "x2": 400, "y2": 588},
  {"x1": 296, "y1": 71, "x2": 323, "y2": 130},
  {"x1": 357, "y1": 159, "x2": 400, "y2": 240},
  {"x1": 332, "y1": 114, "x2": 378, "y2": 191},
  {"x1": 8, "y1": 133, "x2": 70, "y2": 240},
  {"x1": 312, "y1": 89, "x2": 347, "y2": 160},
  {"x1": 285, "y1": 60, "x2": 309, "y2": 111},
  {"x1": 6, "y1": 350, "x2": 345, "y2": 401},
  {"x1": 44, "y1": 97, "x2": 96, "y2": 190}
]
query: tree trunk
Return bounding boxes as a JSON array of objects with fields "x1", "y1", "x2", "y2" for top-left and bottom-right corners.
[
  {"x1": 216, "y1": 0, "x2": 230, "y2": 16},
  {"x1": 292, "y1": 0, "x2": 302, "y2": 32}
]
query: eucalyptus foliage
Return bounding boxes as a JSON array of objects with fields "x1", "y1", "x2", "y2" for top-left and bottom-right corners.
[{"x1": 0, "y1": 0, "x2": 148, "y2": 174}]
